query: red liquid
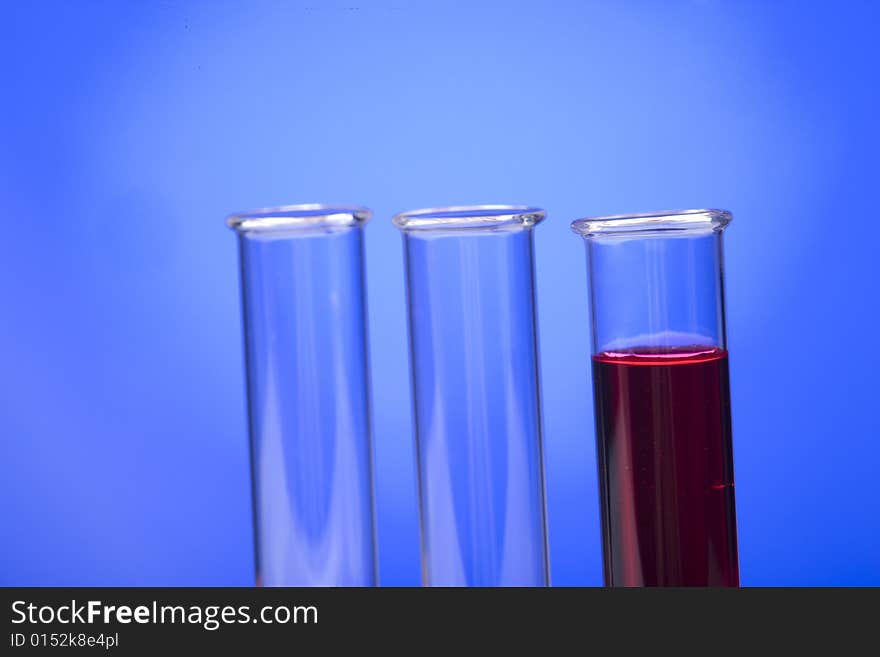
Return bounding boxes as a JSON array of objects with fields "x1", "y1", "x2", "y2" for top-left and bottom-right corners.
[{"x1": 592, "y1": 346, "x2": 739, "y2": 587}]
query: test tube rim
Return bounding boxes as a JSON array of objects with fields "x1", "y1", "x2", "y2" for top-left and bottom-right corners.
[
  {"x1": 392, "y1": 205, "x2": 546, "y2": 232},
  {"x1": 570, "y1": 208, "x2": 732, "y2": 238},
  {"x1": 226, "y1": 204, "x2": 372, "y2": 234}
]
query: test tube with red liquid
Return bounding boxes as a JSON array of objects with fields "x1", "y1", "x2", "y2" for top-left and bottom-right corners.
[{"x1": 572, "y1": 209, "x2": 739, "y2": 587}]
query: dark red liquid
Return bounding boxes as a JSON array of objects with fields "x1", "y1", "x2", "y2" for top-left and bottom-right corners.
[{"x1": 592, "y1": 346, "x2": 739, "y2": 587}]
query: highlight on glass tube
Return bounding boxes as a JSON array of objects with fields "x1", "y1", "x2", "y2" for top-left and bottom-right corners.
[
  {"x1": 571, "y1": 209, "x2": 739, "y2": 587},
  {"x1": 394, "y1": 205, "x2": 550, "y2": 587},
  {"x1": 227, "y1": 204, "x2": 377, "y2": 586}
]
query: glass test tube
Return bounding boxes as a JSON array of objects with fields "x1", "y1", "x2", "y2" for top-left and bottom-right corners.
[
  {"x1": 572, "y1": 209, "x2": 739, "y2": 587},
  {"x1": 228, "y1": 205, "x2": 377, "y2": 586},
  {"x1": 395, "y1": 206, "x2": 550, "y2": 587}
]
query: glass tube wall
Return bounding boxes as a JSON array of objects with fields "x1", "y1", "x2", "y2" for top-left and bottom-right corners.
[
  {"x1": 395, "y1": 206, "x2": 550, "y2": 587},
  {"x1": 228, "y1": 205, "x2": 377, "y2": 586},
  {"x1": 572, "y1": 209, "x2": 739, "y2": 587}
]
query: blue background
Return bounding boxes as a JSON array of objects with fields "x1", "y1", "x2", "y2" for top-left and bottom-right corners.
[{"x1": 2, "y1": 0, "x2": 878, "y2": 586}]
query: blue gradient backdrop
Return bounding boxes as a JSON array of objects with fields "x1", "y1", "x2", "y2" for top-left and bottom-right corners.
[{"x1": 2, "y1": 0, "x2": 878, "y2": 586}]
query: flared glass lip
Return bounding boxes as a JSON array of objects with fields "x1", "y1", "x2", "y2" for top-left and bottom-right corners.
[
  {"x1": 571, "y1": 208, "x2": 732, "y2": 238},
  {"x1": 226, "y1": 204, "x2": 371, "y2": 234},
  {"x1": 393, "y1": 205, "x2": 546, "y2": 232}
]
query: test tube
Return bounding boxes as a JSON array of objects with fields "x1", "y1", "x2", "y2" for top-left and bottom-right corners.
[
  {"x1": 394, "y1": 205, "x2": 550, "y2": 587},
  {"x1": 228, "y1": 204, "x2": 377, "y2": 586},
  {"x1": 572, "y1": 209, "x2": 739, "y2": 587}
]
